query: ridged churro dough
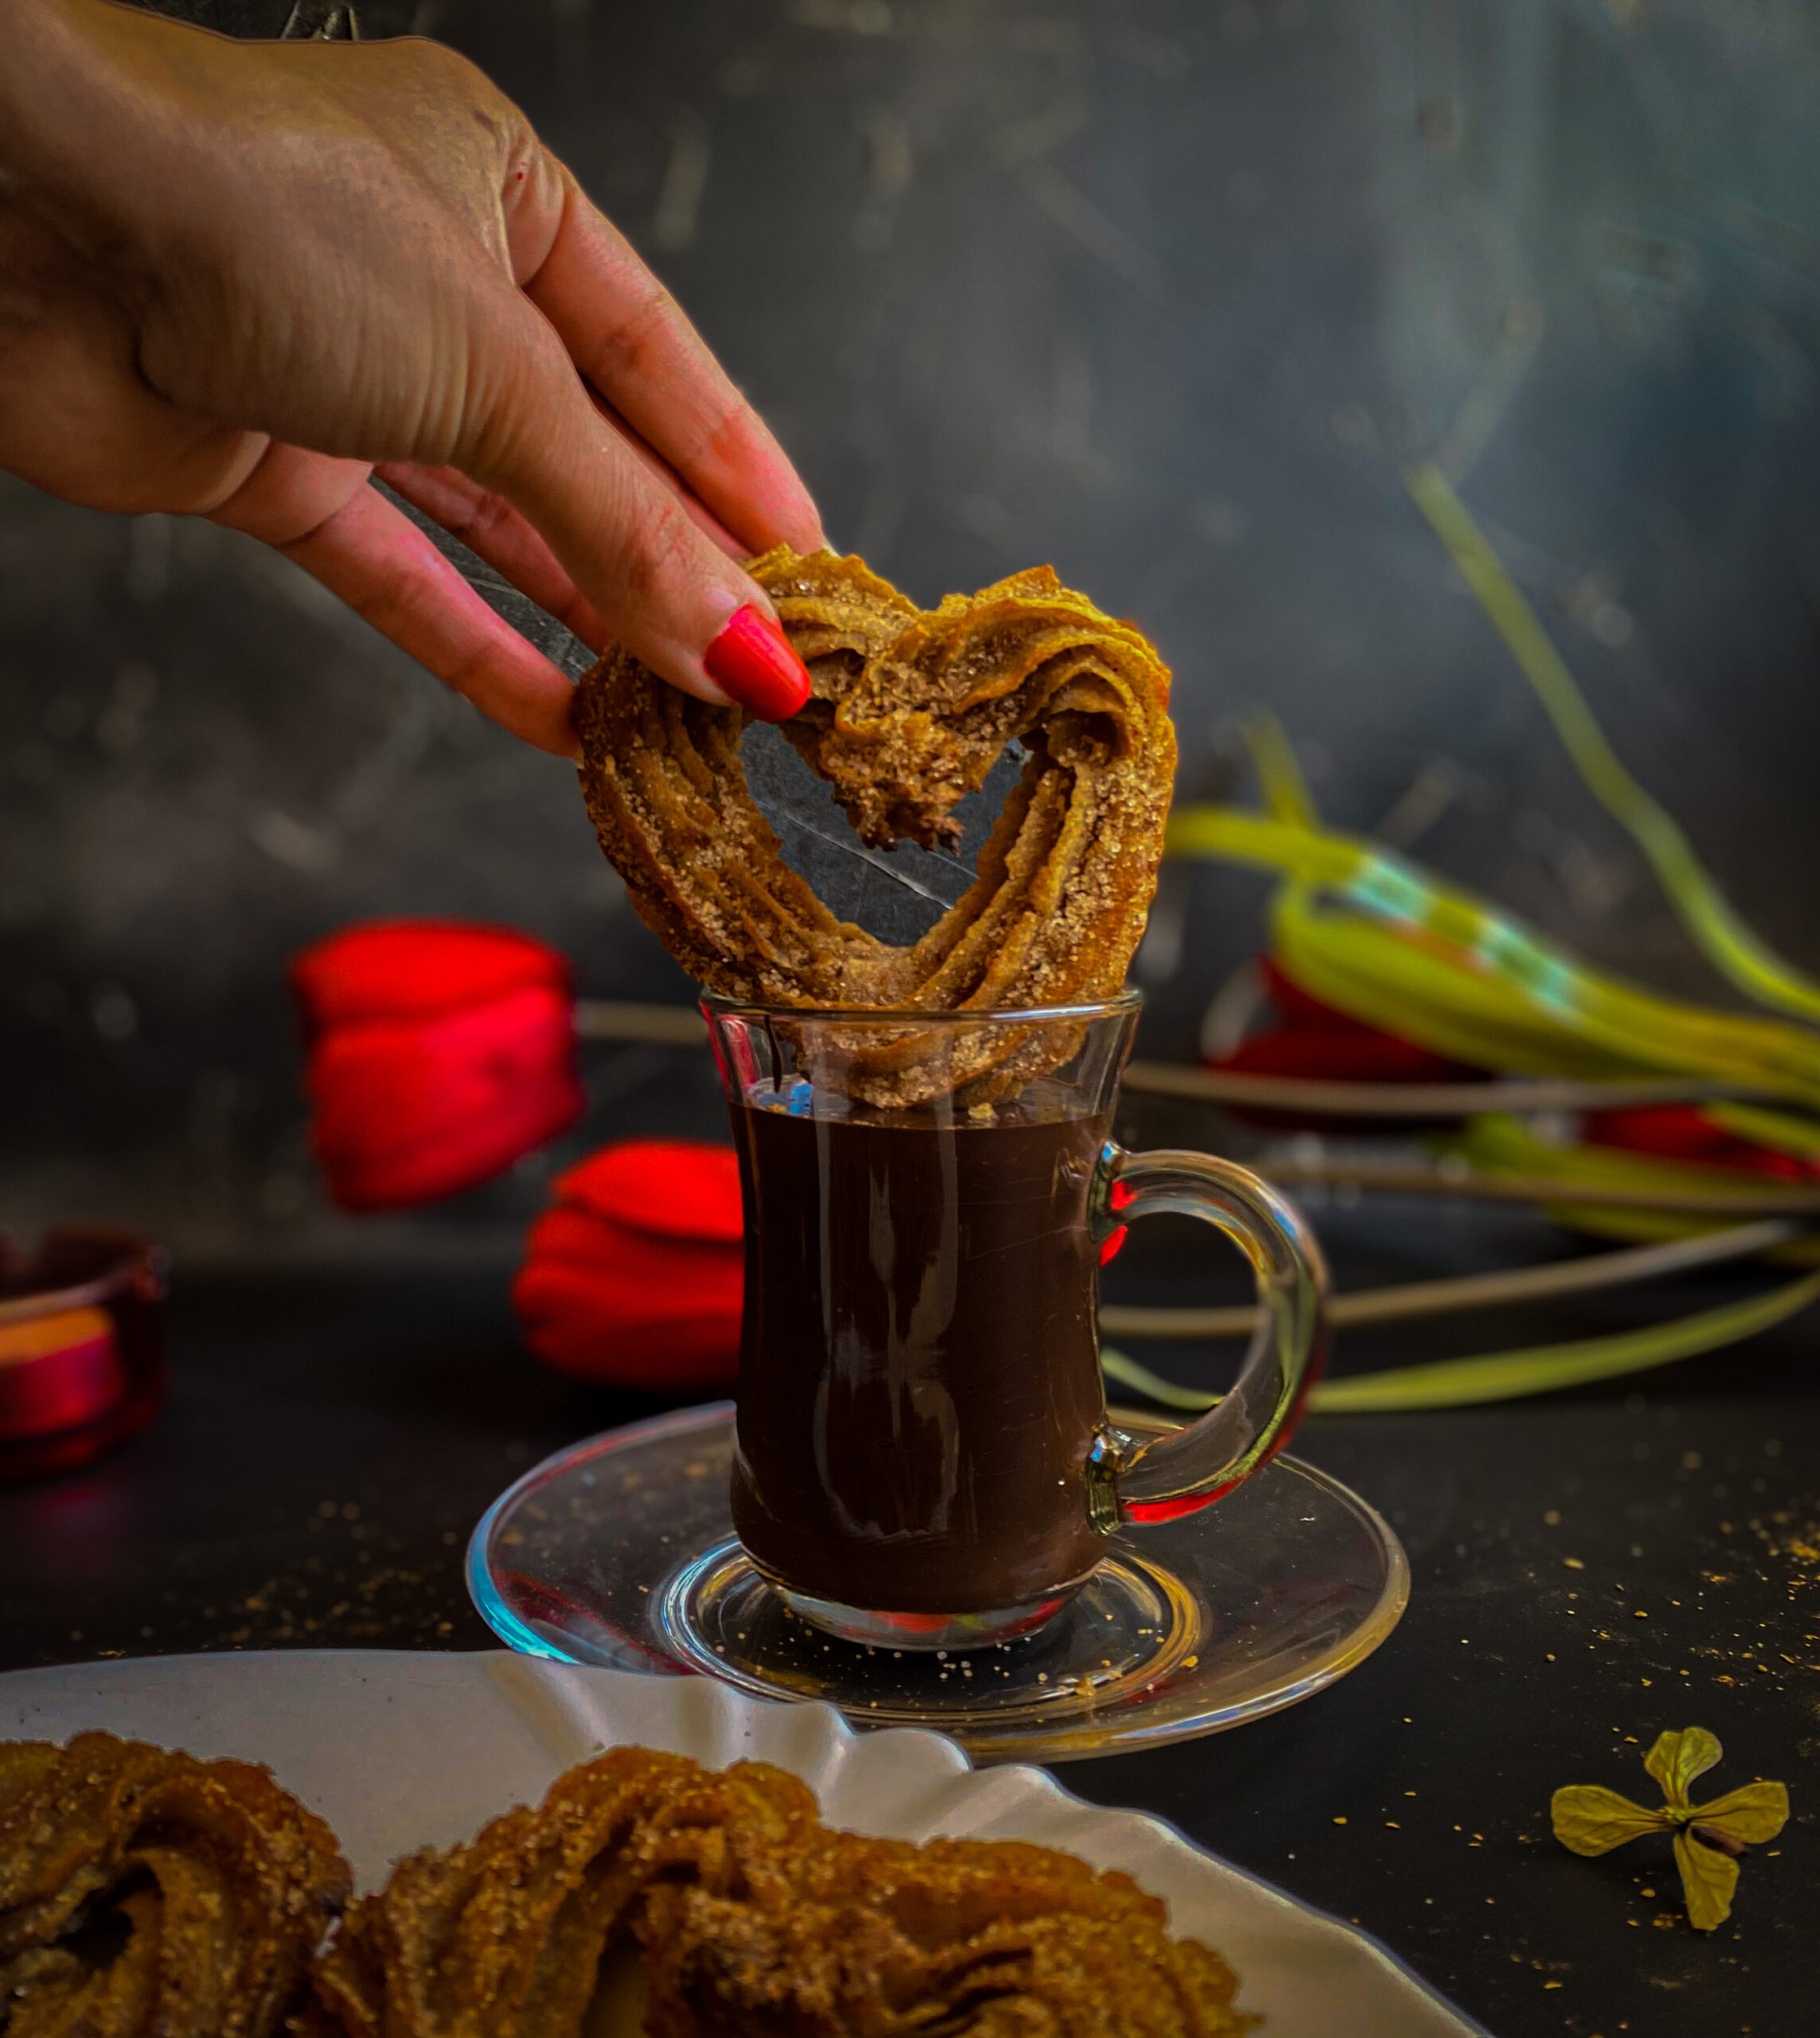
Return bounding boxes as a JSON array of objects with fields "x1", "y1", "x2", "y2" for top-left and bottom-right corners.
[
  {"x1": 0, "y1": 1732, "x2": 350, "y2": 2037},
  {"x1": 574, "y1": 549, "x2": 1174, "y2": 1102},
  {"x1": 298, "y1": 1745, "x2": 1252, "y2": 2037}
]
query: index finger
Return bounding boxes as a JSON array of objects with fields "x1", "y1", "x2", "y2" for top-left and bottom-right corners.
[{"x1": 517, "y1": 165, "x2": 824, "y2": 561}]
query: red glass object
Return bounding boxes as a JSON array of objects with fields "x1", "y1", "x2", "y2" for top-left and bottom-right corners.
[
  {"x1": 514, "y1": 1141, "x2": 744, "y2": 1391},
  {"x1": 0, "y1": 1228, "x2": 167, "y2": 1486},
  {"x1": 291, "y1": 920, "x2": 585, "y2": 1209}
]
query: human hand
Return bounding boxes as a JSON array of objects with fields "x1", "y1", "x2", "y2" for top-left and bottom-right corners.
[{"x1": 0, "y1": 0, "x2": 823, "y2": 753}]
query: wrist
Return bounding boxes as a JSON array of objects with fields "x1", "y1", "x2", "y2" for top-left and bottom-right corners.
[
  {"x1": 0, "y1": 0, "x2": 233, "y2": 256},
  {"x1": 0, "y1": 0, "x2": 119, "y2": 178}
]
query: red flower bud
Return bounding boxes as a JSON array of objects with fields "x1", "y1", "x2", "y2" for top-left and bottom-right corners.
[
  {"x1": 514, "y1": 1141, "x2": 743, "y2": 1391},
  {"x1": 291, "y1": 920, "x2": 584, "y2": 1210}
]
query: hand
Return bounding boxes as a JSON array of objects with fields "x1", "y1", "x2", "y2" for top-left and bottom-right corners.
[{"x1": 0, "y1": 0, "x2": 824, "y2": 754}]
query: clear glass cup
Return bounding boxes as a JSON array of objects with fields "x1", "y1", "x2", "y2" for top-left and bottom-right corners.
[{"x1": 705, "y1": 993, "x2": 1327, "y2": 1650}]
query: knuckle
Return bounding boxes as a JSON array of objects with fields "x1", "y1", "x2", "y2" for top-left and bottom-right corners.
[
  {"x1": 615, "y1": 497, "x2": 696, "y2": 606},
  {"x1": 391, "y1": 35, "x2": 487, "y2": 96},
  {"x1": 385, "y1": 39, "x2": 525, "y2": 154},
  {"x1": 459, "y1": 486, "x2": 515, "y2": 552},
  {"x1": 587, "y1": 287, "x2": 676, "y2": 385}
]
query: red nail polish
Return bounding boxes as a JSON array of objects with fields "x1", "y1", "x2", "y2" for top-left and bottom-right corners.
[{"x1": 703, "y1": 606, "x2": 811, "y2": 721}]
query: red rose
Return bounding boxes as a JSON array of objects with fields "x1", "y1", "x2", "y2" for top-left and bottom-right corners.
[
  {"x1": 514, "y1": 1141, "x2": 744, "y2": 1391},
  {"x1": 291, "y1": 920, "x2": 585, "y2": 1210}
]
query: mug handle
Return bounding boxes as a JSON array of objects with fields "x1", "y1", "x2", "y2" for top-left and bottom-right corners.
[{"x1": 1085, "y1": 1144, "x2": 1329, "y2": 1531}]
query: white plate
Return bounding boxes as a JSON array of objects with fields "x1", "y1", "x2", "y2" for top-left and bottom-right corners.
[{"x1": 0, "y1": 1650, "x2": 1486, "y2": 2037}]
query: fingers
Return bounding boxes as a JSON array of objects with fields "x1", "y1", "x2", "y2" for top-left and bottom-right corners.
[
  {"x1": 377, "y1": 460, "x2": 612, "y2": 650},
  {"x1": 211, "y1": 442, "x2": 582, "y2": 757},
  {"x1": 288, "y1": 486, "x2": 583, "y2": 757},
  {"x1": 458, "y1": 308, "x2": 807, "y2": 717},
  {"x1": 375, "y1": 374, "x2": 754, "y2": 656},
  {"x1": 577, "y1": 386, "x2": 748, "y2": 560},
  {"x1": 517, "y1": 162, "x2": 824, "y2": 560}
]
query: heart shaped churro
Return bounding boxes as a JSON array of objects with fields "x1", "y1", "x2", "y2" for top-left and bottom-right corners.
[{"x1": 574, "y1": 548, "x2": 1174, "y2": 1103}]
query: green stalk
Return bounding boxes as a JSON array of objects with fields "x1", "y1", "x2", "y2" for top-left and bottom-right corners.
[
  {"x1": 1405, "y1": 462, "x2": 1820, "y2": 1027},
  {"x1": 1101, "y1": 1267, "x2": 1820, "y2": 1415}
]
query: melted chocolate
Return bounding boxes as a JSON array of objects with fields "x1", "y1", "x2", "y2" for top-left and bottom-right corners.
[{"x1": 728, "y1": 1103, "x2": 1111, "y2": 1614}]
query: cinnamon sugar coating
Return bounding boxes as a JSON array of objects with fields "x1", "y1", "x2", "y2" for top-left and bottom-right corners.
[
  {"x1": 298, "y1": 1746, "x2": 1252, "y2": 2038},
  {"x1": 574, "y1": 550, "x2": 1174, "y2": 1101},
  {"x1": 0, "y1": 1732, "x2": 350, "y2": 2037}
]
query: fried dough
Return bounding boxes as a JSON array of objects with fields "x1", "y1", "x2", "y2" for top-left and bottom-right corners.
[
  {"x1": 574, "y1": 550, "x2": 1174, "y2": 1104},
  {"x1": 298, "y1": 1745, "x2": 1252, "y2": 2037},
  {"x1": 0, "y1": 1731, "x2": 350, "y2": 2037}
]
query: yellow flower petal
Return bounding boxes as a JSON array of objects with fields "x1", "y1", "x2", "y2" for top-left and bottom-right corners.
[
  {"x1": 1551, "y1": 1785, "x2": 1674, "y2": 1856},
  {"x1": 1674, "y1": 1826, "x2": 1740, "y2": 1931},
  {"x1": 1645, "y1": 1726, "x2": 1723, "y2": 1808}
]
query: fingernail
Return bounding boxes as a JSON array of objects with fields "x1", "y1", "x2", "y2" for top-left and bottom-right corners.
[{"x1": 703, "y1": 605, "x2": 811, "y2": 721}]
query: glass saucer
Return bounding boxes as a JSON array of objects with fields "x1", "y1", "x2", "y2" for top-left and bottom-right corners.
[{"x1": 467, "y1": 1402, "x2": 1408, "y2": 1765}]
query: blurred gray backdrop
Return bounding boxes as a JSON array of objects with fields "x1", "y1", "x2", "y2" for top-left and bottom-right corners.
[{"x1": 3, "y1": 0, "x2": 1818, "y2": 1256}]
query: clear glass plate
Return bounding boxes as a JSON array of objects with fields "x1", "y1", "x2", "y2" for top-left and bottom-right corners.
[{"x1": 467, "y1": 1401, "x2": 1408, "y2": 1765}]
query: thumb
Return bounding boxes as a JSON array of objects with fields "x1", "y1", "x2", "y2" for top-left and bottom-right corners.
[{"x1": 459, "y1": 305, "x2": 811, "y2": 723}]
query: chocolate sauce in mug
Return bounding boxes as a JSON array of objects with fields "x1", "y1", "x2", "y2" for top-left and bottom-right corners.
[{"x1": 728, "y1": 1100, "x2": 1112, "y2": 1616}]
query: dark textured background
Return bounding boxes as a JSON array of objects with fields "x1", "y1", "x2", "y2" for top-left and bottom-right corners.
[
  {"x1": 5, "y1": 0, "x2": 1819, "y2": 1256},
  {"x1": 4, "y1": 12, "x2": 1819, "y2": 2036}
]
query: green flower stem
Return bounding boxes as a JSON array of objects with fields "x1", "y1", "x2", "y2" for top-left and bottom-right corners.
[{"x1": 1102, "y1": 1265, "x2": 1820, "y2": 1415}]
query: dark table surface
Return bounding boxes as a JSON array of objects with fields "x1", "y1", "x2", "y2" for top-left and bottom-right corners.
[{"x1": 2, "y1": 1201, "x2": 1814, "y2": 2038}]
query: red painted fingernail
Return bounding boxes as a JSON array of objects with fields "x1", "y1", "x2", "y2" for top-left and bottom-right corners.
[{"x1": 703, "y1": 605, "x2": 811, "y2": 721}]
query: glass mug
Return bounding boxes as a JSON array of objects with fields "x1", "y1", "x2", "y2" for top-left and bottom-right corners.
[{"x1": 705, "y1": 994, "x2": 1326, "y2": 1650}]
